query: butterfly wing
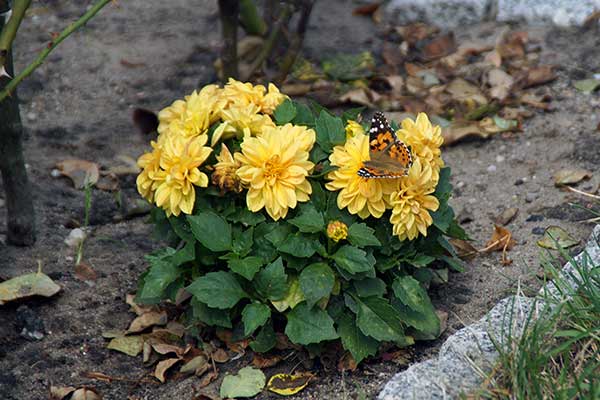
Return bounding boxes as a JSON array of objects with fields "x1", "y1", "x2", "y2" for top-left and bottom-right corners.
[{"x1": 358, "y1": 112, "x2": 413, "y2": 179}]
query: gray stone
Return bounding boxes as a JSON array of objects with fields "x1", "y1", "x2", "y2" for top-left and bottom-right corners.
[
  {"x1": 378, "y1": 225, "x2": 600, "y2": 400},
  {"x1": 497, "y1": 0, "x2": 600, "y2": 27}
]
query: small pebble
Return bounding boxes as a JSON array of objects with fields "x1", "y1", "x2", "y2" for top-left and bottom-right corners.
[
  {"x1": 26, "y1": 112, "x2": 37, "y2": 121},
  {"x1": 456, "y1": 181, "x2": 465, "y2": 189},
  {"x1": 525, "y1": 192, "x2": 538, "y2": 203},
  {"x1": 526, "y1": 214, "x2": 544, "y2": 222},
  {"x1": 495, "y1": 155, "x2": 505, "y2": 163},
  {"x1": 514, "y1": 178, "x2": 524, "y2": 185},
  {"x1": 487, "y1": 165, "x2": 497, "y2": 173},
  {"x1": 64, "y1": 228, "x2": 86, "y2": 248},
  {"x1": 532, "y1": 227, "x2": 545, "y2": 235},
  {"x1": 50, "y1": 169, "x2": 61, "y2": 178}
]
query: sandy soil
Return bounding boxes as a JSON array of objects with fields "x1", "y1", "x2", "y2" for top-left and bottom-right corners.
[{"x1": 1, "y1": 1, "x2": 599, "y2": 399}]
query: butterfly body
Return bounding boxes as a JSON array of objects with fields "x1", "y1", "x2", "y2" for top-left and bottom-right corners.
[{"x1": 357, "y1": 112, "x2": 413, "y2": 179}]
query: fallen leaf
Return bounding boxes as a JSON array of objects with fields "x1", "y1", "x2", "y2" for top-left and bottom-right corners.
[
  {"x1": 554, "y1": 169, "x2": 592, "y2": 186},
  {"x1": 252, "y1": 353, "x2": 283, "y2": 368},
  {"x1": 50, "y1": 386, "x2": 76, "y2": 400},
  {"x1": 143, "y1": 341, "x2": 153, "y2": 363},
  {"x1": 127, "y1": 311, "x2": 168, "y2": 333},
  {"x1": 197, "y1": 370, "x2": 219, "y2": 388},
  {"x1": 266, "y1": 372, "x2": 314, "y2": 396},
  {"x1": 488, "y1": 68, "x2": 514, "y2": 101},
  {"x1": 153, "y1": 321, "x2": 185, "y2": 338},
  {"x1": 483, "y1": 49, "x2": 502, "y2": 67},
  {"x1": 71, "y1": 388, "x2": 102, "y2": 400},
  {"x1": 0, "y1": 271, "x2": 61, "y2": 305},
  {"x1": 339, "y1": 88, "x2": 377, "y2": 108},
  {"x1": 524, "y1": 65, "x2": 556, "y2": 88},
  {"x1": 74, "y1": 262, "x2": 97, "y2": 282},
  {"x1": 107, "y1": 335, "x2": 144, "y2": 356},
  {"x1": 537, "y1": 226, "x2": 579, "y2": 250},
  {"x1": 96, "y1": 173, "x2": 119, "y2": 192},
  {"x1": 396, "y1": 23, "x2": 438, "y2": 45},
  {"x1": 211, "y1": 348, "x2": 230, "y2": 363},
  {"x1": 519, "y1": 92, "x2": 553, "y2": 110},
  {"x1": 220, "y1": 367, "x2": 266, "y2": 398},
  {"x1": 442, "y1": 122, "x2": 490, "y2": 146},
  {"x1": 449, "y1": 239, "x2": 478, "y2": 260},
  {"x1": 125, "y1": 294, "x2": 156, "y2": 316},
  {"x1": 484, "y1": 225, "x2": 516, "y2": 252},
  {"x1": 446, "y1": 78, "x2": 488, "y2": 106},
  {"x1": 81, "y1": 372, "x2": 113, "y2": 383},
  {"x1": 573, "y1": 79, "x2": 600, "y2": 94},
  {"x1": 480, "y1": 116, "x2": 518, "y2": 133},
  {"x1": 422, "y1": 32, "x2": 456, "y2": 60},
  {"x1": 154, "y1": 358, "x2": 181, "y2": 383},
  {"x1": 101, "y1": 329, "x2": 125, "y2": 339},
  {"x1": 180, "y1": 355, "x2": 209, "y2": 375},
  {"x1": 380, "y1": 349, "x2": 411, "y2": 365},
  {"x1": 56, "y1": 159, "x2": 100, "y2": 189},
  {"x1": 150, "y1": 342, "x2": 188, "y2": 357},
  {"x1": 337, "y1": 352, "x2": 358, "y2": 372},
  {"x1": 352, "y1": 2, "x2": 380, "y2": 16},
  {"x1": 322, "y1": 52, "x2": 375, "y2": 81},
  {"x1": 495, "y1": 207, "x2": 519, "y2": 226}
]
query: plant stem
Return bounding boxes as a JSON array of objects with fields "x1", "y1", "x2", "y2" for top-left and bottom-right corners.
[
  {"x1": 0, "y1": 8, "x2": 35, "y2": 246},
  {"x1": 218, "y1": 0, "x2": 239, "y2": 81},
  {"x1": 277, "y1": 0, "x2": 315, "y2": 83},
  {"x1": 0, "y1": 0, "x2": 31, "y2": 68},
  {"x1": 0, "y1": 0, "x2": 113, "y2": 102}
]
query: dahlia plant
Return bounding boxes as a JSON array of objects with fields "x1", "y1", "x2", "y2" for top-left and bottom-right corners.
[{"x1": 135, "y1": 79, "x2": 466, "y2": 364}]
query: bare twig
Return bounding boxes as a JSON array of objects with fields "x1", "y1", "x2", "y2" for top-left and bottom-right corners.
[
  {"x1": 565, "y1": 185, "x2": 600, "y2": 200},
  {"x1": 276, "y1": 0, "x2": 315, "y2": 83},
  {"x1": 0, "y1": 0, "x2": 31, "y2": 68},
  {"x1": 0, "y1": 0, "x2": 113, "y2": 102},
  {"x1": 218, "y1": 0, "x2": 240, "y2": 81}
]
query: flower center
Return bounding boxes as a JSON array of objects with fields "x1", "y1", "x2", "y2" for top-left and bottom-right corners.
[{"x1": 263, "y1": 155, "x2": 283, "y2": 180}]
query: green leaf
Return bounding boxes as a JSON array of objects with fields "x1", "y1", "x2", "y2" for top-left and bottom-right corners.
[
  {"x1": 315, "y1": 110, "x2": 345, "y2": 152},
  {"x1": 392, "y1": 298, "x2": 440, "y2": 339},
  {"x1": 273, "y1": 99, "x2": 297, "y2": 124},
  {"x1": 355, "y1": 296, "x2": 405, "y2": 342},
  {"x1": 264, "y1": 224, "x2": 292, "y2": 247},
  {"x1": 191, "y1": 298, "x2": 232, "y2": 328},
  {"x1": 232, "y1": 227, "x2": 254, "y2": 256},
  {"x1": 271, "y1": 276, "x2": 305, "y2": 312},
  {"x1": 310, "y1": 181, "x2": 328, "y2": 211},
  {"x1": 341, "y1": 107, "x2": 365, "y2": 124},
  {"x1": 337, "y1": 313, "x2": 378, "y2": 364},
  {"x1": 169, "y1": 215, "x2": 195, "y2": 242},
  {"x1": 574, "y1": 78, "x2": 600, "y2": 94},
  {"x1": 228, "y1": 256, "x2": 264, "y2": 280},
  {"x1": 188, "y1": 212, "x2": 232, "y2": 252},
  {"x1": 347, "y1": 223, "x2": 381, "y2": 247},
  {"x1": 392, "y1": 276, "x2": 433, "y2": 314},
  {"x1": 250, "y1": 322, "x2": 276, "y2": 352},
  {"x1": 331, "y1": 245, "x2": 375, "y2": 274},
  {"x1": 285, "y1": 303, "x2": 339, "y2": 345},
  {"x1": 137, "y1": 248, "x2": 179, "y2": 302},
  {"x1": 353, "y1": 278, "x2": 386, "y2": 298},
  {"x1": 187, "y1": 271, "x2": 248, "y2": 309},
  {"x1": 288, "y1": 204, "x2": 325, "y2": 233},
  {"x1": 277, "y1": 233, "x2": 321, "y2": 258},
  {"x1": 292, "y1": 101, "x2": 315, "y2": 127},
  {"x1": 220, "y1": 366, "x2": 266, "y2": 399},
  {"x1": 242, "y1": 303, "x2": 271, "y2": 337},
  {"x1": 227, "y1": 208, "x2": 266, "y2": 226},
  {"x1": 408, "y1": 254, "x2": 436, "y2": 268},
  {"x1": 254, "y1": 258, "x2": 289, "y2": 301},
  {"x1": 322, "y1": 51, "x2": 375, "y2": 81},
  {"x1": 299, "y1": 263, "x2": 335, "y2": 307}
]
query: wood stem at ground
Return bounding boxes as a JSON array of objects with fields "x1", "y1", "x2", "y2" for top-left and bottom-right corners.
[
  {"x1": 218, "y1": 0, "x2": 240, "y2": 81},
  {"x1": 277, "y1": 0, "x2": 315, "y2": 83}
]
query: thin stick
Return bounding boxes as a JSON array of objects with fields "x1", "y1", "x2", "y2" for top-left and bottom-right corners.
[
  {"x1": 276, "y1": 0, "x2": 315, "y2": 83},
  {"x1": 0, "y1": 0, "x2": 113, "y2": 102},
  {"x1": 565, "y1": 185, "x2": 600, "y2": 200},
  {"x1": 218, "y1": 0, "x2": 239, "y2": 81},
  {"x1": 0, "y1": 0, "x2": 31, "y2": 68}
]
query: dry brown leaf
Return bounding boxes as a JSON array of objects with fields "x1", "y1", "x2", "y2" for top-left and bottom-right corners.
[
  {"x1": 352, "y1": 2, "x2": 381, "y2": 16},
  {"x1": 0, "y1": 271, "x2": 61, "y2": 305},
  {"x1": 252, "y1": 353, "x2": 283, "y2": 369},
  {"x1": 381, "y1": 349, "x2": 411, "y2": 365},
  {"x1": 180, "y1": 355, "x2": 209, "y2": 375},
  {"x1": 488, "y1": 68, "x2": 514, "y2": 101},
  {"x1": 197, "y1": 370, "x2": 219, "y2": 388},
  {"x1": 96, "y1": 173, "x2": 119, "y2": 192},
  {"x1": 267, "y1": 372, "x2": 315, "y2": 396},
  {"x1": 56, "y1": 159, "x2": 100, "y2": 189},
  {"x1": 107, "y1": 335, "x2": 144, "y2": 357},
  {"x1": 495, "y1": 207, "x2": 519, "y2": 226},
  {"x1": 519, "y1": 92, "x2": 552, "y2": 110},
  {"x1": 449, "y1": 239, "x2": 478, "y2": 260},
  {"x1": 150, "y1": 342, "x2": 188, "y2": 357},
  {"x1": 382, "y1": 43, "x2": 404, "y2": 70},
  {"x1": 153, "y1": 321, "x2": 186, "y2": 338},
  {"x1": 442, "y1": 122, "x2": 490, "y2": 146},
  {"x1": 127, "y1": 311, "x2": 168, "y2": 334},
  {"x1": 483, "y1": 49, "x2": 502, "y2": 67},
  {"x1": 50, "y1": 386, "x2": 76, "y2": 400},
  {"x1": 154, "y1": 358, "x2": 180, "y2": 383},
  {"x1": 71, "y1": 388, "x2": 102, "y2": 400},
  {"x1": 446, "y1": 78, "x2": 488, "y2": 106},
  {"x1": 211, "y1": 348, "x2": 230, "y2": 363},
  {"x1": 553, "y1": 169, "x2": 592, "y2": 187},
  {"x1": 125, "y1": 294, "x2": 156, "y2": 316},
  {"x1": 524, "y1": 65, "x2": 556, "y2": 88},
  {"x1": 484, "y1": 225, "x2": 516, "y2": 252},
  {"x1": 422, "y1": 32, "x2": 456, "y2": 60},
  {"x1": 337, "y1": 352, "x2": 358, "y2": 372},
  {"x1": 396, "y1": 23, "x2": 438, "y2": 45},
  {"x1": 280, "y1": 83, "x2": 312, "y2": 96},
  {"x1": 339, "y1": 88, "x2": 379, "y2": 108},
  {"x1": 74, "y1": 262, "x2": 97, "y2": 282}
]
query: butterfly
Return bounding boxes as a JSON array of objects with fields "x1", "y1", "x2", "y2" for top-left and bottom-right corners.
[{"x1": 357, "y1": 112, "x2": 413, "y2": 179}]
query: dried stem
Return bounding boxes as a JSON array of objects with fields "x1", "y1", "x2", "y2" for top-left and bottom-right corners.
[
  {"x1": 276, "y1": 0, "x2": 315, "y2": 83},
  {"x1": 0, "y1": 0, "x2": 113, "y2": 102},
  {"x1": 565, "y1": 185, "x2": 600, "y2": 200},
  {"x1": 218, "y1": 0, "x2": 240, "y2": 81}
]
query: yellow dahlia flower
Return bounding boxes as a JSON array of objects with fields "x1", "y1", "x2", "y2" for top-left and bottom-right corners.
[
  {"x1": 154, "y1": 134, "x2": 213, "y2": 216},
  {"x1": 389, "y1": 158, "x2": 439, "y2": 241},
  {"x1": 211, "y1": 103, "x2": 275, "y2": 146},
  {"x1": 157, "y1": 84, "x2": 224, "y2": 139},
  {"x1": 211, "y1": 144, "x2": 243, "y2": 194},
  {"x1": 325, "y1": 134, "x2": 396, "y2": 219},
  {"x1": 136, "y1": 141, "x2": 165, "y2": 202},
  {"x1": 235, "y1": 127, "x2": 314, "y2": 221},
  {"x1": 327, "y1": 221, "x2": 348, "y2": 242},
  {"x1": 260, "y1": 123, "x2": 316, "y2": 153},
  {"x1": 396, "y1": 113, "x2": 444, "y2": 183},
  {"x1": 221, "y1": 79, "x2": 287, "y2": 114},
  {"x1": 345, "y1": 120, "x2": 365, "y2": 139}
]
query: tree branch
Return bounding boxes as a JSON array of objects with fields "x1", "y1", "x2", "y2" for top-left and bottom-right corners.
[
  {"x1": 0, "y1": 0, "x2": 113, "y2": 102},
  {"x1": 0, "y1": 0, "x2": 31, "y2": 68},
  {"x1": 276, "y1": 0, "x2": 314, "y2": 83},
  {"x1": 218, "y1": 0, "x2": 240, "y2": 81}
]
